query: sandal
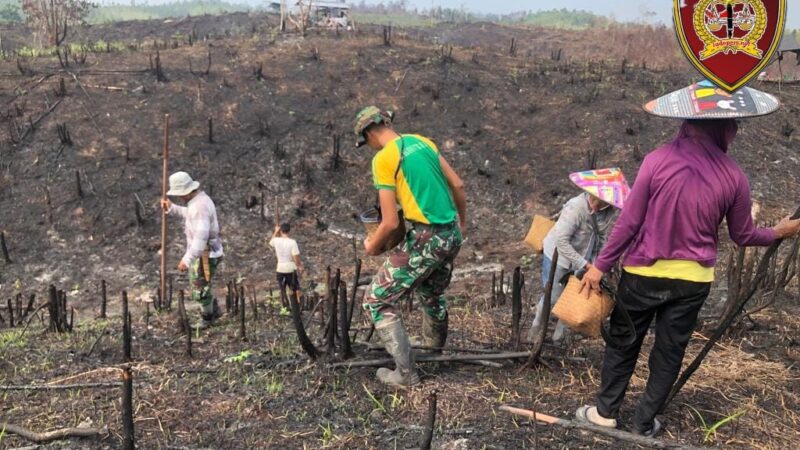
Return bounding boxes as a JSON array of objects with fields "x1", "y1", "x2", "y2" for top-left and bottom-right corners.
[
  {"x1": 635, "y1": 418, "x2": 663, "y2": 438},
  {"x1": 575, "y1": 405, "x2": 618, "y2": 428}
]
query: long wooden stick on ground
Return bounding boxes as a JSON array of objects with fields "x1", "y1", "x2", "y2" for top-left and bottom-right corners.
[
  {"x1": 0, "y1": 422, "x2": 108, "y2": 443},
  {"x1": 664, "y1": 205, "x2": 800, "y2": 411},
  {"x1": 499, "y1": 405, "x2": 707, "y2": 450},
  {"x1": 160, "y1": 114, "x2": 170, "y2": 310},
  {"x1": 328, "y1": 351, "x2": 534, "y2": 368}
]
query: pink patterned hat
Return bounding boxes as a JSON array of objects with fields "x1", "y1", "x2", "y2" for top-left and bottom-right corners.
[{"x1": 569, "y1": 168, "x2": 630, "y2": 209}]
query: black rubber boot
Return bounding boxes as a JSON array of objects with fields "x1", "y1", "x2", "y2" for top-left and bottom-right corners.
[{"x1": 422, "y1": 312, "x2": 448, "y2": 353}]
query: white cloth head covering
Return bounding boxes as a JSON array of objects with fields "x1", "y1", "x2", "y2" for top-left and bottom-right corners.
[{"x1": 166, "y1": 171, "x2": 200, "y2": 196}]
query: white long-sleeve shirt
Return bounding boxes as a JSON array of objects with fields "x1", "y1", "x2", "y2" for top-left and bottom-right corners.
[{"x1": 168, "y1": 191, "x2": 223, "y2": 266}]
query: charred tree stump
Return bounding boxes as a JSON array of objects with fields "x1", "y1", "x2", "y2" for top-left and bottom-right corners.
[
  {"x1": 122, "y1": 291, "x2": 132, "y2": 362},
  {"x1": 527, "y1": 250, "x2": 559, "y2": 368},
  {"x1": 226, "y1": 281, "x2": 233, "y2": 314},
  {"x1": 121, "y1": 365, "x2": 135, "y2": 450},
  {"x1": 509, "y1": 38, "x2": 517, "y2": 56},
  {"x1": 420, "y1": 390, "x2": 438, "y2": 450},
  {"x1": 491, "y1": 272, "x2": 497, "y2": 307},
  {"x1": 1, "y1": 231, "x2": 11, "y2": 263},
  {"x1": 326, "y1": 270, "x2": 339, "y2": 356},
  {"x1": 511, "y1": 267, "x2": 523, "y2": 350},
  {"x1": 24, "y1": 293, "x2": 35, "y2": 318},
  {"x1": 383, "y1": 25, "x2": 392, "y2": 46},
  {"x1": 207, "y1": 116, "x2": 214, "y2": 144},
  {"x1": 100, "y1": 280, "x2": 107, "y2": 319},
  {"x1": 288, "y1": 288, "x2": 318, "y2": 359},
  {"x1": 339, "y1": 281, "x2": 352, "y2": 359},
  {"x1": 330, "y1": 134, "x2": 341, "y2": 170}
]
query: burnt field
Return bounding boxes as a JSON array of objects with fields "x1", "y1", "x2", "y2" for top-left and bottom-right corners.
[{"x1": 1, "y1": 13, "x2": 800, "y2": 449}]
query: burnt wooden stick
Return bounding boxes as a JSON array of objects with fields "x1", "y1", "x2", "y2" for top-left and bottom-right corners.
[
  {"x1": 25, "y1": 293, "x2": 35, "y2": 316},
  {"x1": 288, "y1": 288, "x2": 318, "y2": 359},
  {"x1": 491, "y1": 273, "x2": 497, "y2": 307},
  {"x1": 134, "y1": 200, "x2": 143, "y2": 226},
  {"x1": 48, "y1": 285, "x2": 58, "y2": 331},
  {"x1": 527, "y1": 250, "x2": 559, "y2": 368},
  {"x1": 69, "y1": 307, "x2": 75, "y2": 332},
  {"x1": 144, "y1": 302, "x2": 150, "y2": 329},
  {"x1": 339, "y1": 281, "x2": 352, "y2": 358},
  {"x1": 420, "y1": 390, "x2": 437, "y2": 450},
  {"x1": 498, "y1": 405, "x2": 704, "y2": 450},
  {"x1": 159, "y1": 114, "x2": 170, "y2": 322},
  {"x1": 348, "y1": 259, "x2": 362, "y2": 328},
  {"x1": 15, "y1": 293, "x2": 22, "y2": 321},
  {"x1": 121, "y1": 365, "x2": 135, "y2": 450},
  {"x1": 75, "y1": 170, "x2": 83, "y2": 198},
  {"x1": 511, "y1": 267, "x2": 523, "y2": 349},
  {"x1": 326, "y1": 279, "x2": 338, "y2": 356},
  {"x1": 7, "y1": 298, "x2": 14, "y2": 327},
  {"x1": 666, "y1": 205, "x2": 800, "y2": 410},
  {"x1": 122, "y1": 291, "x2": 131, "y2": 361},
  {"x1": 177, "y1": 290, "x2": 188, "y2": 335},
  {"x1": 499, "y1": 269, "x2": 505, "y2": 305},
  {"x1": 100, "y1": 280, "x2": 107, "y2": 318},
  {"x1": 0, "y1": 231, "x2": 11, "y2": 263},
  {"x1": 239, "y1": 286, "x2": 247, "y2": 341},
  {"x1": 208, "y1": 116, "x2": 213, "y2": 143},
  {"x1": 155, "y1": 288, "x2": 162, "y2": 312},
  {"x1": 167, "y1": 276, "x2": 173, "y2": 310},
  {"x1": 225, "y1": 281, "x2": 232, "y2": 314},
  {"x1": 250, "y1": 286, "x2": 259, "y2": 321},
  {"x1": 304, "y1": 298, "x2": 325, "y2": 329}
]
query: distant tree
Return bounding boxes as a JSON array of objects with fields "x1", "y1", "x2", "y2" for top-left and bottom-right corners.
[
  {"x1": 21, "y1": 0, "x2": 95, "y2": 46},
  {"x1": 0, "y1": 3, "x2": 23, "y2": 22}
]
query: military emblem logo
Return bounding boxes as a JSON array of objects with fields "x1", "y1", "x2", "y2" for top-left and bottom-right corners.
[{"x1": 674, "y1": 0, "x2": 787, "y2": 92}]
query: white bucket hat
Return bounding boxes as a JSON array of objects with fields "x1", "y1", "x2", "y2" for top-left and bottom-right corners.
[{"x1": 166, "y1": 171, "x2": 200, "y2": 196}]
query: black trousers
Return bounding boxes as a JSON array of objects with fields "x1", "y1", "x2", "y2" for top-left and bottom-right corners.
[{"x1": 596, "y1": 271, "x2": 710, "y2": 432}]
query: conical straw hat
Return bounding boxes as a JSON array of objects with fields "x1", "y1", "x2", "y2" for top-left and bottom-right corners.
[{"x1": 569, "y1": 168, "x2": 630, "y2": 209}]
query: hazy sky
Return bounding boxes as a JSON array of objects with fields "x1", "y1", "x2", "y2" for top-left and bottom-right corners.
[{"x1": 406, "y1": 1, "x2": 800, "y2": 28}]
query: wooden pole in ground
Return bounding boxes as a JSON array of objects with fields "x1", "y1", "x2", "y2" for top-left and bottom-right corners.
[
  {"x1": 348, "y1": 258, "x2": 362, "y2": 331},
  {"x1": 122, "y1": 291, "x2": 131, "y2": 362},
  {"x1": 121, "y1": 365, "x2": 135, "y2": 450},
  {"x1": 527, "y1": 249, "x2": 558, "y2": 368},
  {"x1": 288, "y1": 288, "x2": 318, "y2": 359},
  {"x1": 160, "y1": 114, "x2": 170, "y2": 318}
]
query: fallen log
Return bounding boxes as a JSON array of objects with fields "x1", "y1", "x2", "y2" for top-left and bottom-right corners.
[
  {"x1": 499, "y1": 405, "x2": 707, "y2": 450},
  {"x1": 1, "y1": 383, "x2": 121, "y2": 391},
  {"x1": 0, "y1": 422, "x2": 108, "y2": 443},
  {"x1": 328, "y1": 351, "x2": 534, "y2": 368}
]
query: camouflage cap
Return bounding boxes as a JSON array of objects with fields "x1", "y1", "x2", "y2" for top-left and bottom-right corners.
[{"x1": 353, "y1": 106, "x2": 394, "y2": 148}]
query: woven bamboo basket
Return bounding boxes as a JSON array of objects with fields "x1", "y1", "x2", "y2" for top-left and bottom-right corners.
[
  {"x1": 552, "y1": 275, "x2": 614, "y2": 337},
  {"x1": 523, "y1": 215, "x2": 555, "y2": 253},
  {"x1": 359, "y1": 207, "x2": 406, "y2": 255}
]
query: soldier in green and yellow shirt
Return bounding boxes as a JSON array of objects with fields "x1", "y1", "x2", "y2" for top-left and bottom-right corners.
[{"x1": 354, "y1": 106, "x2": 467, "y2": 388}]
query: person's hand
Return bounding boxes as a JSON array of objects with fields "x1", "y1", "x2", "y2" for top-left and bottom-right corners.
[
  {"x1": 459, "y1": 219, "x2": 467, "y2": 240},
  {"x1": 274, "y1": 224, "x2": 281, "y2": 233},
  {"x1": 363, "y1": 237, "x2": 380, "y2": 256},
  {"x1": 579, "y1": 265, "x2": 604, "y2": 298},
  {"x1": 177, "y1": 260, "x2": 189, "y2": 272},
  {"x1": 160, "y1": 198, "x2": 171, "y2": 212},
  {"x1": 773, "y1": 216, "x2": 800, "y2": 239}
]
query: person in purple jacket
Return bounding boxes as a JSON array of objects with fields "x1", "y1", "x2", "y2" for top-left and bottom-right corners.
[{"x1": 575, "y1": 118, "x2": 800, "y2": 436}]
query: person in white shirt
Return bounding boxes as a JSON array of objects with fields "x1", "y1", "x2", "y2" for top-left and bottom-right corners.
[
  {"x1": 160, "y1": 171, "x2": 224, "y2": 328},
  {"x1": 269, "y1": 223, "x2": 303, "y2": 301}
]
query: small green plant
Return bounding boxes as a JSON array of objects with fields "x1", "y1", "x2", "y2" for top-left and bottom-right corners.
[
  {"x1": 687, "y1": 405, "x2": 746, "y2": 443},
  {"x1": 390, "y1": 392, "x2": 403, "y2": 410},
  {"x1": 319, "y1": 422, "x2": 335, "y2": 445},
  {"x1": 0, "y1": 330, "x2": 27, "y2": 351},
  {"x1": 278, "y1": 307, "x2": 291, "y2": 317},
  {"x1": 266, "y1": 374, "x2": 283, "y2": 395},
  {"x1": 362, "y1": 384, "x2": 387, "y2": 414},
  {"x1": 224, "y1": 349, "x2": 253, "y2": 363}
]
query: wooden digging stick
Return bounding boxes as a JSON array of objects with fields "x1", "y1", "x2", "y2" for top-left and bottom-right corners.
[
  {"x1": 274, "y1": 196, "x2": 281, "y2": 225},
  {"x1": 498, "y1": 405, "x2": 707, "y2": 450},
  {"x1": 160, "y1": 114, "x2": 170, "y2": 307}
]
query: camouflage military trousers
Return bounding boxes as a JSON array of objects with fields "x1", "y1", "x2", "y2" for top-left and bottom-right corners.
[
  {"x1": 363, "y1": 223, "x2": 462, "y2": 323},
  {"x1": 189, "y1": 257, "x2": 221, "y2": 308}
]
